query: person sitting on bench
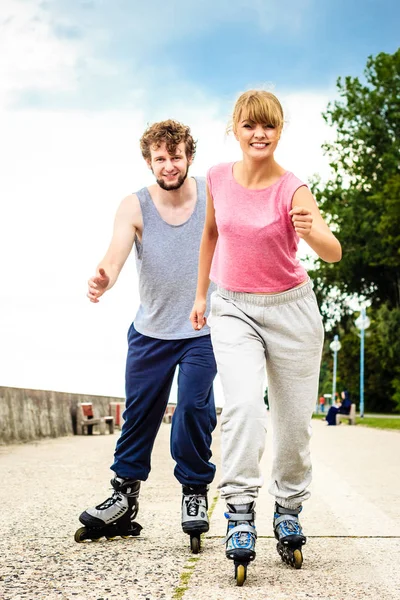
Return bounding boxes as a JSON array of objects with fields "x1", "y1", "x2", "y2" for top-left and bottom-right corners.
[{"x1": 326, "y1": 390, "x2": 351, "y2": 426}]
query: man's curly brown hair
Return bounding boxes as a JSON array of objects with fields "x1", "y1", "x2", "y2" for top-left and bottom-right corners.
[{"x1": 140, "y1": 120, "x2": 197, "y2": 162}]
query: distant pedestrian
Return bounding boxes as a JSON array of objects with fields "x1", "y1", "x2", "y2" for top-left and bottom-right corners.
[{"x1": 319, "y1": 395, "x2": 326, "y2": 414}]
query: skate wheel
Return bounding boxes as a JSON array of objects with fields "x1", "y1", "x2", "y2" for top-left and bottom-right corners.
[
  {"x1": 106, "y1": 536, "x2": 116, "y2": 541},
  {"x1": 74, "y1": 527, "x2": 87, "y2": 543},
  {"x1": 235, "y1": 564, "x2": 246, "y2": 586},
  {"x1": 293, "y1": 549, "x2": 303, "y2": 569},
  {"x1": 129, "y1": 522, "x2": 143, "y2": 537},
  {"x1": 121, "y1": 535, "x2": 130, "y2": 539},
  {"x1": 190, "y1": 535, "x2": 200, "y2": 554}
]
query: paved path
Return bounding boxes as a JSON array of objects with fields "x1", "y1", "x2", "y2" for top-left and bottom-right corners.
[{"x1": 1, "y1": 419, "x2": 399, "y2": 600}]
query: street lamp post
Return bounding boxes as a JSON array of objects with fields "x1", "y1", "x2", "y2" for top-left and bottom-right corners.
[
  {"x1": 355, "y1": 307, "x2": 371, "y2": 418},
  {"x1": 329, "y1": 335, "x2": 341, "y2": 407}
]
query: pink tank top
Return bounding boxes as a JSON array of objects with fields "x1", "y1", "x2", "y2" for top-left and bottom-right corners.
[{"x1": 207, "y1": 162, "x2": 308, "y2": 293}]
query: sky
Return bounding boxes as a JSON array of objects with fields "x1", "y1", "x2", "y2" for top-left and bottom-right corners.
[{"x1": 1, "y1": 0, "x2": 398, "y2": 405}]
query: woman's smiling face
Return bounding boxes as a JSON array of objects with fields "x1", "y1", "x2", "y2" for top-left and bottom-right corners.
[{"x1": 235, "y1": 115, "x2": 281, "y2": 160}]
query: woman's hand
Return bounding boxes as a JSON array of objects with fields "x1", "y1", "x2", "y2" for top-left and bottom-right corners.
[
  {"x1": 190, "y1": 299, "x2": 207, "y2": 330},
  {"x1": 289, "y1": 206, "x2": 313, "y2": 239},
  {"x1": 291, "y1": 186, "x2": 342, "y2": 262}
]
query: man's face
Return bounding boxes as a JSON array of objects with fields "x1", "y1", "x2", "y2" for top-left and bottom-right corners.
[{"x1": 147, "y1": 141, "x2": 192, "y2": 191}]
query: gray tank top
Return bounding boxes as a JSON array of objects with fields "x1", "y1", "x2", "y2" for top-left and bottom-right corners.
[{"x1": 133, "y1": 176, "x2": 214, "y2": 340}]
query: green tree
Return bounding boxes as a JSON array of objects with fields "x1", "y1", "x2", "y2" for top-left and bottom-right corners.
[
  {"x1": 264, "y1": 387, "x2": 269, "y2": 409},
  {"x1": 312, "y1": 49, "x2": 400, "y2": 412},
  {"x1": 318, "y1": 338, "x2": 333, "y2": 396},
  {"x1": 321, "y1": 306, "x2": 400, "y2": 413},
  {"x1": 310, "y1": 49, "x2": 400, "y2": 313}
]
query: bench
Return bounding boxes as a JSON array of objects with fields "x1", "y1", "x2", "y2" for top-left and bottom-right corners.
[
  {"x1": 109, "y1": 401, "x2": 125, "y2": 428},
  {"x1": 163, "y1": 404, "x2": 176, "y2": 424},
  {"x1": 77, "y1": 402, "x2": 115, "y2": 435},
  {"x1": 336, "y1": 403, "x2": 356, "y2": 426}
]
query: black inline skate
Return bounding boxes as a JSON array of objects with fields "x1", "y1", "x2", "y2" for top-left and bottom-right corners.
[
  {"x1": 181, "y1": 485, "x2": 209, "y2": 554},
  {"x1": 75, "y1": 477, "x2": 142, "y2": 542},
  {"x1": 224, "y1": 502, "x2": 257, "y2": 586},
  {"x1": 273, "y1": 502, "x2": 306, "y2": 569}
]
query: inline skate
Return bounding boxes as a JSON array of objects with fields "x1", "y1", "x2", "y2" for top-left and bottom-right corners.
[
  {"x1": 224, "y1": 502, "x2": 257, "y2": 586},
  {"x1": 181, "y1": 485, "x2": 209, "y2": 554},
  {"x1": 75, "y1": 477, "x2": 142, "y2": 542},
  {"x1": 273, "y1": 502, "x2": 306, "y2": 569}
]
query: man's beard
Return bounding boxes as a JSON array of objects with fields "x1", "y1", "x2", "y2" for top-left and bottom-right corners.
[{"x1": 156, "y1": 165, "x2": 189, "y2": 191}]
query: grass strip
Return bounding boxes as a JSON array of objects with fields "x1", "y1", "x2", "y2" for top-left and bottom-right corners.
[
  {"x1": 312, "y1": 415, "x2": 400, "y2": 430},
  {"x1": 172, "y1": 490, "x2": 220, "y2": 600},
  {"x1": 355, "y1": 417, "x2": 400, "y2": 430}
]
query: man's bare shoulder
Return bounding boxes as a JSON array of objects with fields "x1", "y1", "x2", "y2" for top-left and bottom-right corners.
[
  {"x1": 119, "y1": 192, "x2": 140, "y2": 208},
  {"x1": 116, "y1": 193, "x2": 143, "y2": 229}
]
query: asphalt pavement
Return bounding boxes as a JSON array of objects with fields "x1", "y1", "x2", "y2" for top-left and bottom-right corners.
[{"x1": 1, "y1": 416, "x2": 399, "y2": 600}]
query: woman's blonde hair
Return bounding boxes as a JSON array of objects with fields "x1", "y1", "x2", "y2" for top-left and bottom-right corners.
[{"x1": 228, "y1": 90, "x2": 284, "y2": 134}]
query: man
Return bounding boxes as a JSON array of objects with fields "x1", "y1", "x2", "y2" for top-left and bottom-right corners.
[{"x1": 75, "y1": 120, "x2": 217, "y2": 553}]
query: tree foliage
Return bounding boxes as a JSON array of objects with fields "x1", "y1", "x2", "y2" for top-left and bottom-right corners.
[
  {"x1": 313, "y1": 49, "x2": 400, "y2": 412},
  {"x1": 310, "y1": 49, "x2": 400, "y2": 311},
  {"x1": 319, "y1": 305, "x2": 400, "y2": 412}
]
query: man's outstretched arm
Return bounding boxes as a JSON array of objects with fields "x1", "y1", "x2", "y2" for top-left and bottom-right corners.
[{"x1": 87, "y1": 194, "x2": 141, "y2": 303}]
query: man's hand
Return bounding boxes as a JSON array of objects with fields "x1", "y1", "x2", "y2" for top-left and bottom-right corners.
[
  {"x1": 87, "y1": 268, "x2": 110, "y2": 303},
  {"x1": 190, "y1": 299, "x2": 207, "y2": 330},
  {"x1": 289, "y1": 207, "x2": 313, "y2": 239}
]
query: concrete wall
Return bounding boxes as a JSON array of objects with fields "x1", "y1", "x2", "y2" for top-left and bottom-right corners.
[{"x1": 0, "y1": 386, "x2": 125, "y2": 445}]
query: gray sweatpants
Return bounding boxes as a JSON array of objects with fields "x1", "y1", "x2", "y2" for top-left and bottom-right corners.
[{"x1": 209, "y1": 281, "x2": 324, "y2": 510}]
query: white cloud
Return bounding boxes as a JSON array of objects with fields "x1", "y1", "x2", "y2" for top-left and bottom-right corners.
[
  {"x1": 242, "y1": 0, "x2": 313, "y2": 33},
  {"x1": 0, "y1": 1, "x2": 334, "y2": 406},
  {"x1": 1, "y1": 0, "x2": 316, "y2": 110},
  {"x1": 277, "y1": 91, "x2": 335, "y2": 181},
  {"x1": 0, "y1": 0, "x2": 82, "y2": 106},
  {"x1": 48, "y1": 0, "x2": 313, "y2": 42},
  {"x1": 0, "y1": 87, "x2": 333, "y2": 405}
]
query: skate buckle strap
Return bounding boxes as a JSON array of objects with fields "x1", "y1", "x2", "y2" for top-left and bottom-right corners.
[
  {"x1": 224, "y1": 512, "x2": 255, "y2": 521},
  {"x1": 112, "y1": 478, "x2": 140, "y2": 498},
  {"x1": 223, "y1": 523, "x2": 257, "y2": 544},
  {"x1": 276, "y1": 505, "x2": 302, "y2": 515},
  {"x1": 274, "y1": 514, "x2": 299, "y2": 527}
]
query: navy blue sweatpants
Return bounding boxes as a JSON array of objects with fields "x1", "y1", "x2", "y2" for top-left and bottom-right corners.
[{"x1": 111, "y1": 324, "x2": 217, "y2": 486}]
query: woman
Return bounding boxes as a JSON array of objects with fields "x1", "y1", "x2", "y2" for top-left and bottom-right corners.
[{"x1": 190, "y1": 89, "x2": 341, "y2": 585}]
